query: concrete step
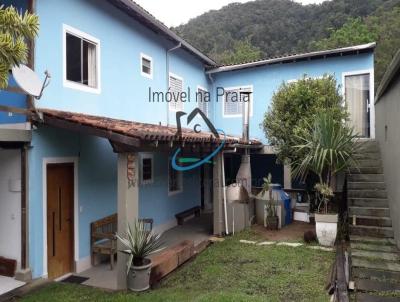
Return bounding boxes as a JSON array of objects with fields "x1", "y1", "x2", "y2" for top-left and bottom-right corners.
[
  {"x1": 351, "y1": 242, "x2": 398, "y2": 253},
  {"x1": 353, "y1": 267, "x2": 400, "y2": 282},
  {"x1": 352, "y1": 249, "x2": 400, "y2": 262},
  {"x1": 348, "y1": 190, "x2": 387, "y2": 199},
  {"x1": 350, "y1": 225, "x2": 394, "y2": 238},
  {"x1": 356, "y1": 293, "x2": 400, "y2": 302},
  {"x1": 350, "y1": 216, "x2": 392, "y2": 227},
  {"x1": 348, "y1": 182, "x2": 386, "y2": 190},
  {"x1": 355, "y1": 140, "x2": 380, "y2": 153},
  {"x1": 349, "y1": 167, "x2": 383, "y2": 174},
  {"x1": 350, "y1": 236, "x2": 396, "y2": 245},
  {"x1": 356, "y1": 279, "x2": 400, "y2": 292},
  {"x1": 354, "y1": 160, "x2": 382, "y2": 168},
  {"x1": 349, "y1": 207, "x2": 390, "y2": 217},
  {"x1": 352, "y1": 258, "x2": 400, "y2": 272},
  {"x1": 354, "y1": 152, "x2": 380, "y2": 160},
  {"x1": 349, "y1": 198, "x2": 389, "y2": 208},
  {"x1": 348, "y1": 174, "x2": 385, "y2": 182}
]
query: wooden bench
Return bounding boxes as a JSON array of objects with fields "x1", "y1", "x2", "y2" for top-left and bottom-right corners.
[
  {"x1": 175, "y1": 206, "x2": 201, "y2": 225},
  {"x1": 91, "y1": 215, "x2": 154, "y2": 270},
  {"x1": 91, "y1": 213, "x2": 118, "y2": 270}
]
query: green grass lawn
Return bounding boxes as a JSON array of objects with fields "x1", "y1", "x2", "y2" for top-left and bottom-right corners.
[{"x1": 20, "y1": 231, "x2": 333, "y2": 302}]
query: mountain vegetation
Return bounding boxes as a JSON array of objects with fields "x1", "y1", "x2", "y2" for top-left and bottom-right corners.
[{"x1": 174, "y1": 0, "x2": 400, "y2": 84}]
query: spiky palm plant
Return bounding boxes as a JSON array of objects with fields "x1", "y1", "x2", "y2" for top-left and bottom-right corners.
[
  {"x1": 0, "y1": 5, "x2": 39, "y2": 88},
  {"x1": 292, "y1": 112, "x2": 359, "y2": 213},
  {"x1": 116, "y1": 220, "x2": 164, "y2": 272}
]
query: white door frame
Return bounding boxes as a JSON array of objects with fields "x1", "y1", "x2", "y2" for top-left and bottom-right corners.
[
  {"x1": 42, "y1": 157, "x2": 79, "y2": 278},
  {"x1": 342, "y1": 69, "x2": 375, "y2": 138}
]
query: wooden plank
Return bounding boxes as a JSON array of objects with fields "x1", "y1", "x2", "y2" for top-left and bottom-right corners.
[
  {"x1": 336, "y1": 243, "x2": 349, "y2": 302},
  {"x1": 0, "y1": 105, "x2": 32, "y2": 116},
  {"x1": 43, "y1": 115, "x2": 141, "y2": 147}
]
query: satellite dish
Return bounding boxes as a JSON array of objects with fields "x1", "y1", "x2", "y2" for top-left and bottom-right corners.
[{"x1": 12, "y1": 64, "x2": 44, "y2": 98}]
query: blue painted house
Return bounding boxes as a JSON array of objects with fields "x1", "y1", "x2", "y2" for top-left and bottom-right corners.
[{"x1": 0, "y1": 0, "x2": 374, "y2": 289}]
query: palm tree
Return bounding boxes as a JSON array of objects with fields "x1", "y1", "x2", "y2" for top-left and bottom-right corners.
[{"x1": 292, "y1": 111, "x2": 359, "y2": 213}]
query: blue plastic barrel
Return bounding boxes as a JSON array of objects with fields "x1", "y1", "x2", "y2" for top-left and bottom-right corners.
[{"x1": 271, "y1": 184, "x2": 292, "y2": 225}]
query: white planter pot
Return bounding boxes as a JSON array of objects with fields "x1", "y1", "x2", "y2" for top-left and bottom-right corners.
[
  {"x1": 127, "y1": 259, "x2": 152, "y2": 292},
  {"x1": 315, "y1": 213, "x2": 338, "y2": 247}
]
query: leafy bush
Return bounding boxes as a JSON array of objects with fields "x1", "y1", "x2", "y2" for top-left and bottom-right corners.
[{"x1": 262, "y1": 75, "x2": 348, "y2": 164}]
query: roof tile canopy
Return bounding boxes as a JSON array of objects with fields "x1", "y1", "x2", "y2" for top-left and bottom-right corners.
[{"x1": 39, "y1": 109, "x2": 260, "y2": 146}]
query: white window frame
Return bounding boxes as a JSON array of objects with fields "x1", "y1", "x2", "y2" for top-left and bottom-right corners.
[
  {"x1": 222, "y1": 85, "x2": 253, "y2": 118},
  {"x1": 140, "y1": 53, "x2": 153, "y2": 79},
  {"x1": 168, "y1": 72, "x2": 184, "y2": 112},
  {"x1": 341, "y1": 69, "x2": 375, "y2": 138},
  {"x1": 140, "y1": 153, "x2": 154, "y2": 185},
  {"x1": 63, "y1": 24, "x2": 101, "y2": 94},
  {"x1": 197, "y1": 85, "x2": 209, "y2": 117},
  {"x1": 168, "y1": 161, "x2": 183, "y2": 195}
]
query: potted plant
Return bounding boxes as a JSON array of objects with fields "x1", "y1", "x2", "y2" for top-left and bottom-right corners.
[
  {"x1": 260, "y1": 174, "x2": 279, "y2": 230},
  {"x1": 293, "y1": 112, "x2": 358, "y2": 246},
  {"x1": 116, "y1": 220, "x2": 164, "y2": 292}
]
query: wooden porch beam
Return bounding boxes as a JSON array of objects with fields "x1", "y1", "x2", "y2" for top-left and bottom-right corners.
[
  {"x1": 0, "y1": 105, "x2": 33, "y2": 116},
  {"x1": 42, "y1": 115, "x2": 141, "y2": 147}
]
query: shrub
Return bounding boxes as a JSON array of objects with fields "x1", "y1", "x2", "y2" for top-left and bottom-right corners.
[{"x1": 262, "y1": 75, "x2": 348, "y2": 164}]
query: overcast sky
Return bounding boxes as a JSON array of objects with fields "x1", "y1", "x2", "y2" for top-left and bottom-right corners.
[{"x1": 134, "y1": 0, "x2": 328, "y2": 27}]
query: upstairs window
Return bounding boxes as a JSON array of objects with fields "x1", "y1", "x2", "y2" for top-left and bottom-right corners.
[
  {"x1": 64, "y1": 25, "x2": 100, "y2": 93},
  {"x1": 141, "y1": 53, "x2": 153, "y2": 79},
  {"x1": 223, "y1": 86, "x2": 253, "y2": 117},
  {"x1": 197, "y1": 87, "x2": 209, "y2": 117},
  {"x1": 169, "y1": 73, "x2": 184, "y2": 111}
]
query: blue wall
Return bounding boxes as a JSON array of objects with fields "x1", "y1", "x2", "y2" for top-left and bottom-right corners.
[
  {"x1": 28, "y1": 126, "x2": 201, "y2": 278},
  {"x1": 139, "y1": 152, "x2": 201, "y2": 226},
  {"x1": 34, "y1": 0, "x2": 211, "y2": 127},
  {"x1": 210, "y1": 53, "x2": 374, "y2": 142},
  {"x1": 28, "y1": 126, "x2": 117, "y2": 278}
]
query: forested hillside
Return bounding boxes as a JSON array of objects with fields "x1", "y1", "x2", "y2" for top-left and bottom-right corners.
[{"x1": 174, "y1": 0, "x2": 400, "y2": 84}]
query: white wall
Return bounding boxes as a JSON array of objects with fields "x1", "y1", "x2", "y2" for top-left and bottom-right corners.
[
  {"x1": 0, "y1": 149, "x2": 21, "y2": 269},
  {"x1": 376, "y1": 75, "x2": 400, "y2": 248}
]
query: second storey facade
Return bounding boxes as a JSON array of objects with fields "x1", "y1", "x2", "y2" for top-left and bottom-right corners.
[{"x1": 2, "y1": 0, "x2": 375, "y2": 143}]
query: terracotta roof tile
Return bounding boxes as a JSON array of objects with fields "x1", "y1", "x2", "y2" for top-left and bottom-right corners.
[{"x1": 39, "y1": 109, "x2": 261, "y2": 146}]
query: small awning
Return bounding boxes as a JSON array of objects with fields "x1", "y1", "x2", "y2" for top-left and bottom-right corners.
[
  {"x1": 37, "y1": 109, "x2": 261, "y2": 150},
  {"x1": 0, "y1": 128, "x2": 31, "y2": 143}
]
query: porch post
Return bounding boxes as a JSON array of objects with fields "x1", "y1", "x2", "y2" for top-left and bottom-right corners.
[
  {"x1": 117, "y1": 152, "x2": 139, "y2": 290},
  {"x1": 213, "y1": 153, "x2": 224, "y2": 236},
  {"x1": 283, "y1": 164, "x2": 292, "y2": 189}
]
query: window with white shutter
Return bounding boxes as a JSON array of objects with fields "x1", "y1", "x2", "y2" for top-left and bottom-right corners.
[
  {"x1": 197, "y1": 87, "x2": 209, "y2": 117},
  {"x1": 223, "y1": 86, "x2": 253, "y2": 117},
  {"x1": 169, "y1": 74, "x2": 184, "y2": 111},
  {"x1": 140, "y1": 53, "x2": 153, "y2": 79}
]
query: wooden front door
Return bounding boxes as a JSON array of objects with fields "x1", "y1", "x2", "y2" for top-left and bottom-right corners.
[{"x1": 47, "y1": 163, "x2": 74, "y2": 279}]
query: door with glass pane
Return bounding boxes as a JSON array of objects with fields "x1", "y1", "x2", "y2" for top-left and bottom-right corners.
[{"x1": 344, "y1": 73, "x2": 370, "y2": 137}]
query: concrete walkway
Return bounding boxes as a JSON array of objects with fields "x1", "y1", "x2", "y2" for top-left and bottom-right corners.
[
  {"x1": 0, "y1": 276, "x2": 25, "y2": 296},
  {"x1": 77, "y1": 213, "x2": 213, "y2": 290}
]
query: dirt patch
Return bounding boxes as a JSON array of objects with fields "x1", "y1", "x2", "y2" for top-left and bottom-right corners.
[{"x1": 252, "y1": 221, "x2": 315, "y2": 242}]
